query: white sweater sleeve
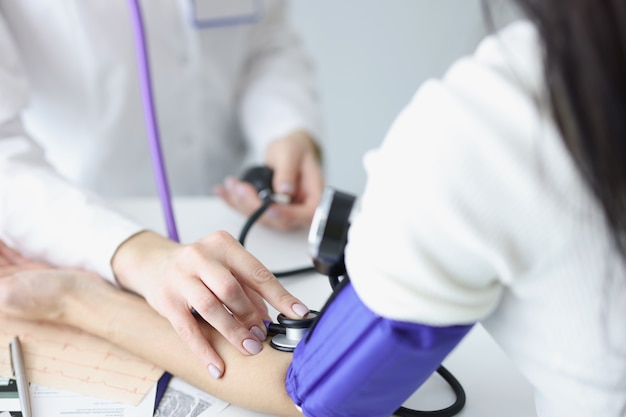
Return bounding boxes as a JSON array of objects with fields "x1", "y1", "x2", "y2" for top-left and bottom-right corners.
[
  {"x1": 345, "y1": 21, "x2": 557, "y2": 325},
  {"x1": 0, "y1": 12, "x2": 143, "y2": 283},
  {"x1": 238, "y1": 0, "x2": 323, "y2": 159}
]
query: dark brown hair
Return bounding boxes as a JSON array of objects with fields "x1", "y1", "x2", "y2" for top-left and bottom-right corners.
[{"x1": 516, "y1": 0, "x2": 626, "y2": 255}]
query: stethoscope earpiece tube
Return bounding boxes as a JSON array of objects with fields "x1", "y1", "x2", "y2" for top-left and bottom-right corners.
[
  {"x1": 126, "y1": 0, "x2": 179, "y2": 411},
  {"x1": 127, "y1": 0, "x2": 179, "y2": 242}
]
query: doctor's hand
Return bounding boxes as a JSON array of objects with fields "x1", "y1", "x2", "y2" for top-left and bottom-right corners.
[
  {"x1": 215, "y1": 130, "x2": 323, "y2": 230},
  {"x1": 111, "y1": 230, "x2": 309, "y2": 379}
]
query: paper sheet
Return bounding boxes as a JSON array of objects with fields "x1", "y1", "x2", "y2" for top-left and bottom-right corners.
[
  {"x1": 2, "y1": 376, "x2": 230, "y2": 417},
  {"x1": 154, "y1": 378, "x2": 229, "y2": 417},
  {"x1": 0, "y1": 314, "x2": 163, "y2": 405},
  {"x1": 30, "y1": 382, "x2": 156, "y2": 417}
]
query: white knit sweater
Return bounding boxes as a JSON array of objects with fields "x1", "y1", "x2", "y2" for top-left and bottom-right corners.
[{"x1": 345, "y1": 20, "x2": 626, "y2": 417}]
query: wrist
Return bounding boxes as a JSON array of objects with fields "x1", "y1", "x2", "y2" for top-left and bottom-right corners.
[
  {"x1": 291, "y1": 130, "x2": 322, "y2": 163},
  {"x1": 61, "y1": 271, "x2": 113, "y2": 328},
  {"x1": 110, "y1": 230, "x2": 178, "y2": 293},
  {"x1": 63, "y1": 273, "x2": 141, "y2": 340}
]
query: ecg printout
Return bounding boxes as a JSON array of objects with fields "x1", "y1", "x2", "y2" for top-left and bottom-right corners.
[{"x1": 0, "y1": 313, "x2": 163, "y2": 405}]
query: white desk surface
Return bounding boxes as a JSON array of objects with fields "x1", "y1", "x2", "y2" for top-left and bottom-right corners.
[{"x1": 111, "y1": 197, "x2": 537, "y2": 417}]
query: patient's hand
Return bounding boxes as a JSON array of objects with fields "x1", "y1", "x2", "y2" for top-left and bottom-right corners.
[
  {"x1": 0, "y1": 241, "x2": 111, "y2": 323},
  {"x1": 0, "y1": 268, "x2": 108, "y2": 322},
  {"x1": 0, "y1": 240, "x2": 51, "y2": 277}
]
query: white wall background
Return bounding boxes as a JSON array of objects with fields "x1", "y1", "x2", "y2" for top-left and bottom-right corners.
[{"x1": 289, "y1": 0, "x2": 518, "y2": 195}]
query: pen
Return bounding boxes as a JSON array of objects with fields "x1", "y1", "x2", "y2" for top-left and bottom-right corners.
[{"x1": 9, "y1": 336, "x2": 32, "y2": 417}]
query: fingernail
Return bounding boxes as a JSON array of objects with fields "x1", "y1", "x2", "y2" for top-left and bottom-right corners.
[
  {"x1": 208, "y1": 364, "x2": 222, "y2": 379},
  {"x1": 224, "y1": 176, "x2": 236, "y2": 191},
  {"x1": 251, "y1": 326, "x2": 266, "y2": 342},
  {"x1": 272, "y1": 193, "x2": 292, "y2": 204},
  {"x1": 277, "y1": 181, "x2": 294, "y2": 195},
  {"x1": 292, "y1": 303, "x2": 309, "y2": 318},
  {"x1": 235, "y1": 183, "x2": 247, "y2": 198},
  {"x1": 243, "y1": 338, "x2": 263, "y2": 355},
  {"x1": 266, "y1": 207, "x2": 280, "y2": 218}
]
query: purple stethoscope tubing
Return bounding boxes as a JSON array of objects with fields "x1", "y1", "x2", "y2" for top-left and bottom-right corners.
[
  {"x1": 126, "y1": 0, "x2": 176, "y2": 410},
  {"x1": 126, "y1": 0, "x2": 180, "y2": 243}
]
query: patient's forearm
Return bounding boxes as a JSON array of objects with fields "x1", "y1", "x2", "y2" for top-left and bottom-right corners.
[{"x1": 64, "y1": 283, "x2": 300, "y2": 417}]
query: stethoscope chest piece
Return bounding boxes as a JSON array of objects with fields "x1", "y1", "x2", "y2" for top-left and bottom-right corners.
[{"x1": 270, "y1": 310, "x2": 319, "y2": 352}]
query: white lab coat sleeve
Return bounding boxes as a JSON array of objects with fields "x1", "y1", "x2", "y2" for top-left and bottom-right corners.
[
  {"x1": 238, "y1": 0, "x2": 323, "y2": 161},
  {"x1": 345, "y1": 21, "x2": 548, "y2": 325},
  {"x1": 0, "y1": 12, "x2": 144, "y2": 283}
]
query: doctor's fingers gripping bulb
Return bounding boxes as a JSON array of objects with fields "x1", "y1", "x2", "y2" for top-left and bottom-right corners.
[{"x1": 241, "y1": 166, "x2": 291, "y2": 204}]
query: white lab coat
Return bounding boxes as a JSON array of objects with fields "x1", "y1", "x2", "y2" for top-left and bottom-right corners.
[{"x1": 0, "y1": 0, "x2": 321, "y2": 280}]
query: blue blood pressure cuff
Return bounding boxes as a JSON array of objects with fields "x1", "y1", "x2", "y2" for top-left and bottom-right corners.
[{"x1": 285, "y1": 281, "x2": 473, "y2": 417}]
